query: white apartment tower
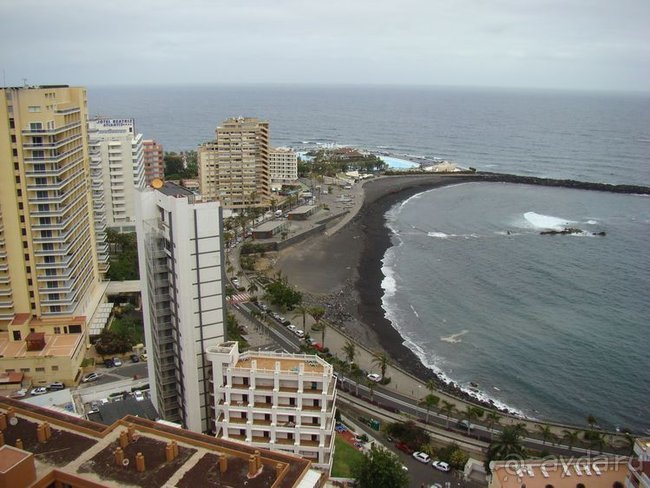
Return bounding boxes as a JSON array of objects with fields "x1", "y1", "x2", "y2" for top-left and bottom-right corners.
[
  {"x1": 269, "y1": 147, "x2": 298, "y2": 190},
  {"x1": 206, "y1": 341, "x2": 337, "y2": 471},
  {"x1": 136, "y1": 181, "x2": 226, "y2": 433},
  {"x1": 89, "y1": 118, "x2": 145, "y2": 232}
]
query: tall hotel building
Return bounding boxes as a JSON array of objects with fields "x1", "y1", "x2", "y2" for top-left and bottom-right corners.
[
  {"x1": 0, "y1": 86, "x2": 105, "y2": 384},
  {"x1": 88, "y1": 118, "x2": 145, "y2": 233},
  {"x1": 269, "y1": 147, "x2": 298, "y2": 190},
  {"x1": 198, "y1": 117, "x2": 270, "y2": 209},
  {"x1": 136, "y1": 181, "x2": 226, "y2": 433},
  {"x1": 143, "y1": 139, "x2": 164, "y2": 185}
]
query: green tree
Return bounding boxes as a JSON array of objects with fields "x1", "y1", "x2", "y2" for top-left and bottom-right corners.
[
  {"x1": 485, "y1": 426, "x2": 526, "y2": 474},
  {"x1": 292, "y1": 304, "x2": 310, "y2": 331},
  {"x1": 421, "y1": 394, "x2": 440, "y2": 423},
  {"x1": 95, "y1": 329, "x2": 132, "y2": 356},
  {"x1": 309, "y1": 306, "x2": 327, "y2": 344},
  {"x1": 371, "y1": 351, "x2": 391, "y2": 380},
  {"x1": 562, "y1": 429, "x2": 580, "y2": 451},
  {"x1": 350, "y1": 365, "x2": 363, "y2": 396},
  {"x1": 486, "y1": 412, "x2": 502, "y2": 441},
  {"x1": 265, "y1": 280, "x2": 302, "y2": 310},
  {"x1": 587, "y1": 414, "x2": 598, "y2": 429},
  {"x1": 164, "y1": 152, "x2": 184, "y2": 178},
  {"x1": 343, "y1": 340, "x2": 356, "y2": 364},
  {"x1": 441, "y1": 401, "x2": 456, "y2": 429},
  {"x1": 536, "y1": 425, "x2": 557, "y2": 446},
  {"x1": 352, "y1": 445, "x2": 409, "y2": 488},
  {"x1": 464, "y1": 406, "x2": 484, "y2": 435}
]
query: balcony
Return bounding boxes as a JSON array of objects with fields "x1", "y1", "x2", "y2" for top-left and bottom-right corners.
[
  {"x1": 22, "y1": 133, "x2": 82, "y2": 150},
  {"x1": 22, "y1": 120, "x2": 81, "y2": 135}
]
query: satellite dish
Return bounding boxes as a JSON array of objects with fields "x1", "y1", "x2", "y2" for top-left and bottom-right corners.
[
  {"x1": 9, "y1": 417, "x2": 18, "y2": 426},
  {"x1": 151, "y1": 178, "x2": 164, "y2": 189},
  {"x1": 122, "y1": 458, "x2": 130, "y2": 466}
]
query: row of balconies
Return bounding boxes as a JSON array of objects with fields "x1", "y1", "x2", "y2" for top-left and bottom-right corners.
[
  {"x1": 22, "y1": 132, "x2": 82, "y2": 150},
  {"x1": 21, "y1": 120, "x2": 81, "y2": 135}
]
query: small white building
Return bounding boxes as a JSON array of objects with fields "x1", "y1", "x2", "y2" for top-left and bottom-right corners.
[{"x1": 206, "y1": 341, "x2": 337, "y2": 471}]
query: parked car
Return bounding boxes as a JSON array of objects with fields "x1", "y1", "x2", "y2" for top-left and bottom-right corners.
[
  {"x1": 112, "y1": 357, "x2": 123, "y2": 367},
  {"x1": 432, "y1": 460, "x2": 451, "y2": 472},
  {"x1": 335, "y1": 424, "x2": 347, "y2": 433},
  {"x1": 30, "y1": 387, "x2": 48, "y2": 396},
  {"x1": 312, "y1": 342, "x2": 324, "y2": 352},
  {"x1": 412, "y1": 451, "x2": 431, "y2": 464},
  {"x1": 89, "y1": 402, "x2": 99, "y2": 414},
  {"x1": 130, "y1": 354, "x2": 140, "y2": 363},
  {"x1": 103, "y1": 359, "x2": 114, "y2": 368},
  {"x1": 367, "y1": 373, "x2": 382, "y2": 382},
  {"x1": 306, "y1": 337, "x2": 317, "y2": 345},
  {"x1": 140, "y1": 353, "x2": 148, "y2": 361},
  {"x1": 133, "y1": 390, "x2": 146, "y2": 402},
  {"x1": 287, "y1": 324, "x2": 297, "y2": 332},
  {"x1": 10, "y1": 388, "x2": 27, "y2": 398},
  {"x1": 82, "y1": 372, "x2": 99, "y2": 383},
  {"x1": 47, "y1": 382, "x2": 65, "y2": 391},
  {"x1": 456, "y1": 420, "x2": 475, "y2": 431},
  {"x1": 294, "y1": 329, "x2": 305, "y2": 339},
  {"x1": 395, "y1": 442, "x2": 414, "y2": 454}
]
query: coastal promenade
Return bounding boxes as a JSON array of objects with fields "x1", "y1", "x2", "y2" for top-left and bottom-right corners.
[{"x1": 234, "y1": 172, "x2": 640, "y2": 452}]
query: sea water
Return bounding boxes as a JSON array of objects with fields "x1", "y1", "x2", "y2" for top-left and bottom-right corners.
[{"x1": 382, "y1": 182, "x2": 650, "y2": 431}]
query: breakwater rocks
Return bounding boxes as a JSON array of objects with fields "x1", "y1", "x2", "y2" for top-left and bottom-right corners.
[{"x1": 477, "y1": 172, "x2": 650, "y2": 195}]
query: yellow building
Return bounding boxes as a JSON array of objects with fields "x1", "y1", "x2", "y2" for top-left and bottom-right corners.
[
  {"x1": 0, "y1": 85, "x2": 105, "y2": 386},
  {"x1": 198, "y1": 117, "x2": 270, "y2": 209}
]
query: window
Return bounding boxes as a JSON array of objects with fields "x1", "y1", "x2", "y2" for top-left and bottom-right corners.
[
  {"x1": 54, "y1": 327, "x2": 61, "y2": 334},
  {"x1": 69, "y1": 324, "x2": 81, "y2": 334},
  {"x1": 30, "y1": 122, "x2": 42, "y2": 130},
  {"x1": 49, "y1": 294, "x2": 59, "y2": 301},
  {"x1": 52, "y1": 365, "x2": 59, "y2": 371},
  {"x1": 35, "y1": 367, "x2": 45, "y2": 372},
  {"x1": 9, "y1": 118, "x2": 14, "y2": 129},
  {"x1": 32, "y1": 149, "x2": 44, "y2": 159},
  {"x1": 35, "y1": 177, "x2": 47, "y2": 185},
  {"x1": 20, "y1": 368, "x2": 30, "y2": 373},
  {"x1": 34, "y1": 163, "x2": 46, "y2": 173},
  {"x1": 12, "y1": 331, "x2": 21, "y2": 341},
  {"x1": 28, "y1": 106, "x2": 41, "y2": 113},
  {"x1": 38, "y1": 203, "x2": 50, "y2": 211},
  {"x1": 51, "y1": 305, "x2": 61, "y2": 312}
]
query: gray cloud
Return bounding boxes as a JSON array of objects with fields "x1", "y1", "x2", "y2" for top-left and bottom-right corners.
[{"x1": 0, "y1": 0, "x2": 648, "y2": 90}]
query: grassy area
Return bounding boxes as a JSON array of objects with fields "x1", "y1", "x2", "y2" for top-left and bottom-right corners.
[{"x1": 331, "y1": 436, "x2": 364, "y2": 478}]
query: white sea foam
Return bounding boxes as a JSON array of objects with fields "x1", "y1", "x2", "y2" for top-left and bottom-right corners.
[
  {"x1": 428, "y1": 231, "x2": 449, "y2": 239},
  {"x1": 409, "y1": 304, "x2": 419, "y2": 318},
  {"x1": 524, "y1": 211, "x2": 575, "y2": 230},
  {"x1": 440, "y1": 330, "x2": 468, "y2": 343},
  {"x1": 585, "y1": 219, "x2": 599, "y2": 225}
]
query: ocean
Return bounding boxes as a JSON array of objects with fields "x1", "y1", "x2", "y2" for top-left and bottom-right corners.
[{"x1": 89, "y1": 85, "x2": 650, "y2": 431}]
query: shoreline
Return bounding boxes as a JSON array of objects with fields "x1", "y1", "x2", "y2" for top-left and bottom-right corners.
[{"x1": 277, "y1": 172, "x2": 650, "y2": 419}]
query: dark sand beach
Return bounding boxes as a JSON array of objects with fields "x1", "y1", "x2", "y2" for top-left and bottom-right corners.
[{"x1": 276, "y1": 174, "x2": 480, "y2": 395}]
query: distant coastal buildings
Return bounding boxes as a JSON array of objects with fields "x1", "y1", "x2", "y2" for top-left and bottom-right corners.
[
  {"x1": 88, "y1": 117, "x2": 145, "y2": 233},
  {"x1": 198, "y1": 117, "x2": 271, "y2": 210},
  {"x1": 269, "y1": 146, "x2": 298, "y2": 191},
  {"x1": 143, "y1": 138, "x2": 164, "y2": 185}
]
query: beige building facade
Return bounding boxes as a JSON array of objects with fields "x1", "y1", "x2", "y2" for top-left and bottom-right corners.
[
  {"x1": 0, "y1": 85, "x2": 105, "y2": 385},
  {"x1": 143, "y1": 138, "x2": 164, "y2": 185},
  {"x1": 198, "y1": 117, "x2": 270, "y2": 209},
  {"x1": 206, "y1": 341, "x2": 337, "y2": 471},
  {"x1": 269, "y1": 146, "x2": 298, "y2": 190}
]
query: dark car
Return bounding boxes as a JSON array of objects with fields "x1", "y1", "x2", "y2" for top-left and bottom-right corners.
[
  {"x1": 395, "y1": 442, "x2": 414, "y2": 455},
  {"x1": 104, "y1": 359, "x2": 114, "y2": 368},
  {"x1": 130, "y1": 354, "x2": 140, "y2": 363}
]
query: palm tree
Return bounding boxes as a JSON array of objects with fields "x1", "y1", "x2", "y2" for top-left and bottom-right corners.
[
  {"x1": 426, "y1": 379, "x2": 437, "y2": 395},
  {"x1": 309, "y1": 306, "x2": 326, "y2": 344},
  {"x1": 486, "y1": 412, "x2": 502, "y2": 441},
  {"x1": 350, "y1": 366, "x2": 363, "y2": 396},
  {"x1": 247, "y1": 282, "x2": 259, "y2": 298},
  {"x1": 371, "y1": 351, "x2": 391, "y2": 381},
  {"x1": 562, "y1": 429, "x2": 580, "y2": 452},
  {"x1": 536, "y1": 425, "x2": 557, "y2": 446},
  {"x1": 441, "y1": 401, "x2": 455, "y2": 429},
  {"x1": 293, "y1": 304, "x2": 310, "y2": 331},
  {"x1": 587, "y1": 414, "x2": 598, "y2": 429},
  {"x1": 420, "y1": 394, "x2": 440, "y2": 423},
  {"x1": 587, "y1": 431, "x2": 607, "y2": 454},
  {"x1": 343, "y1": 340, "x2": 356, "y2": 365},
  {"x1": 367, "y1": 379, "x2": 376, "y2": 402},
  {"x1": 485, "y1": 426, "x2": 526, "y2": 474},
  {"x1": 464, "y1": 406, "x2": 484, "y2": 435}
]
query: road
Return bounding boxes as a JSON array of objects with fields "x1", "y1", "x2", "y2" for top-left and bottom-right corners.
[{"x1": 78, "y1": 361, "x2": 148, "y2": 388}]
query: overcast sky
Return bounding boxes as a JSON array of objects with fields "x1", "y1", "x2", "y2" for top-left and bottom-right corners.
[{"x1": 1, "y1": 0, "x2": 648, "y2": 91}]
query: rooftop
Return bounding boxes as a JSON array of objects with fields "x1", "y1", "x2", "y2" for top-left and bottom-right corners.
[
  {"x1": 288, "y1": 205, "x2": 317, "y2": 215},
  {"x1": 157, "y1": 181, "x2": 195, "y2": 197},
  {"x1": 0, "y1": 397, "x2": 317, "y2": 488},
  {"x1": 490, "y1": 457, "x2": 629, "y2": 488},
  {"x1": 0, "y1": 332, "x2": 82, "y2": 359},
  {"x1": 234, "y1": 351, "x2": 329, "y2": 376}
]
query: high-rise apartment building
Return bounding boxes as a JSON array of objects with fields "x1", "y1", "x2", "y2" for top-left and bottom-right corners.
[
  {"x1": 143, "y1": 139, "x2": 164, "y2": 185},
  {"x1": 136, "y1": 181, "x2": 226, "y2": 433},
  {"x1": 0, "y1": 85, "x2": 105, "y2": 384},
  {"x1": 198, "y1": 117, "x2": 270, "y2": 209},
  {"x1": 206, "y1": 341, "x2": 337, "y2": 470},
  {"x1": 269, "y1": 147, "x2": 298, "y2": 190},
  {"x1": 88, "y1": 118, "x2": 145, "y2": 233}
]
